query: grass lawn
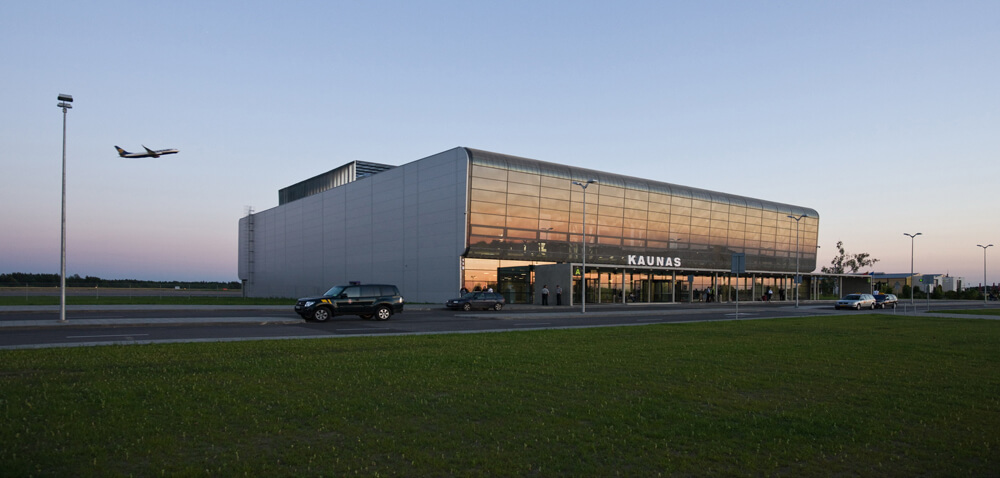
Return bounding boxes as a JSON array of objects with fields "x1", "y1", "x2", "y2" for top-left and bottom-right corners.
[{"x1": 1, "y1": 315, "x2": 997, "y2": 476}]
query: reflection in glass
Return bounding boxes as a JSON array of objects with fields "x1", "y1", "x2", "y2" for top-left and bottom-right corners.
[{"x1": 465, "y1": 160, "x2": 818, "y2": 272}]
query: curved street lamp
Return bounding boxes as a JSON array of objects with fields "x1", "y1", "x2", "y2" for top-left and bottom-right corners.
[
  {"x1": 572, "y1": 179, "x2": 597, "y2": 313},
  {"x1": 978, "y1": 244, "x2": 993, "y2": 304},
  {"x1": 787, "y1": 214, "x2": 807, "y2": 308},
  {"x1": 904, "y1": 232, "x2": 922, "y2": 306}
]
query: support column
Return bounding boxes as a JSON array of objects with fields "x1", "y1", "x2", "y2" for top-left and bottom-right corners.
[{"x1": 671, "y1": 271, "x2": 676, "y2": 302}]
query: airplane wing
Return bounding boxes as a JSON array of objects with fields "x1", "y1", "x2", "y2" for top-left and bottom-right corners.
[{"x1": 142, "y1": 146, "x2": 161, "y2": 158}]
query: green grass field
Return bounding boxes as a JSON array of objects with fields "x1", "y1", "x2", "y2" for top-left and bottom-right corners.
[{"x1": 1, "y1": 315, "x2": 997, "y2": 476}]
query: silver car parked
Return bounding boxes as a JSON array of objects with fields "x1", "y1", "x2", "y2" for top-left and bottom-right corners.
[{"x1": 835, "y1": 293, "x2": 876, "y2": 310}]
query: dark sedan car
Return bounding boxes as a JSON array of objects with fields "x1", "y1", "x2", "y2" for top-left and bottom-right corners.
[
  {"x1": 446, "y1": 292, "x2": 505, "y2": 311},
  {"x1": 874, "y1": 293, "x2": 898, "y2": 309}
]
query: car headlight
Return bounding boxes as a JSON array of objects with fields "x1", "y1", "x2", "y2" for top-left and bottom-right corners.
[{"x1": 304, "y1": 301, "x2": 315, "y2": 307}]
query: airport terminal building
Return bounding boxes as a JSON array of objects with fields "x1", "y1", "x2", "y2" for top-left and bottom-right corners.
[{"x1": 238, "y1": 147, "x2": 819, "y2": 304}]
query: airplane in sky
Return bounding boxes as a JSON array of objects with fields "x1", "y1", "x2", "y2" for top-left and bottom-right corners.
[{"x1": 114, "y1": 145, "x2": 179, "y2": 158}]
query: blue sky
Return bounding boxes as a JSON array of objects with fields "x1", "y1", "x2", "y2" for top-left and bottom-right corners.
[{"x1": 2, "y1": 1, "x2": 998, "y2": 283}]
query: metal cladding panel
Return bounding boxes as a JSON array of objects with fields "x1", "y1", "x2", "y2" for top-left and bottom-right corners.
[
  {"x1": 369, "y1": 171, "x2": 406, "y2": 283},
  {"x1": 240, "y1": 147, "x2": 470, "y2": 302}
]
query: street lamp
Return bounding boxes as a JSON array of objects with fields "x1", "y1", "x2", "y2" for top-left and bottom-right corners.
[
  {"x1": 572, "y1": 179, "x2": 597, "y2": 313},
  {"x1": 978, "y1": 244, "x2": 993, "y2": 304},
  {"x1": 57, "y1": 93, "x2": 73, "y2": 323},
  {"x1": 904, "y1": 232, "x2": 922, "y2": 306},
  {"x1": 787, "y1": 214, "x2": 807, "y2": 308}
]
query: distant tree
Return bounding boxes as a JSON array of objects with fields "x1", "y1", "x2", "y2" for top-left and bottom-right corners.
[{"x1": 821, "y1": 241, "x2": 880, "y2": 274}]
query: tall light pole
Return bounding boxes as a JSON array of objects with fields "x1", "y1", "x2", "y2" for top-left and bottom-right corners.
[
  {"x1": 572, "y1": 179, "x2": 597, "y2": 313},
  {"x1": 904, "y1": 232, "x2": 922, "y2": 306},
  {"x1": 787, "y1": 214, "x2": 807, "y2": 308},
  {"x1": 978, "y1": 244, "x2": 993, "y2": 304},
  {"x1": 57, "y1": 94, "x2": 73, "y2": 323}
]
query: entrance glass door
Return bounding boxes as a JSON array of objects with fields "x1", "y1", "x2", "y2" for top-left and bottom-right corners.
[{"x1": 651, "y1": 273, "x2": 672, "y2": 302}]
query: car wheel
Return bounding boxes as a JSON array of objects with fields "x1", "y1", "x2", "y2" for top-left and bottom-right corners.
[
  {"x1": 462, "y1": 303, "x2": 472, "y2": 311},
  {"x1": 493, "y1": 302, "x2": 503, "y2": 311},
  {"x1": 870, "y1": 303, "x2": 876, "y2": 310},
  {"x1": 313, "y1": 307, "x2": 333, "y2": 322},
  {"x1": 359, "y1": 314, "x2": 373, "y2": 320},
  {"x1": 854, "y1": 304, "x2": 861, "y2": 310},
  {"x1": 375, "y1": 305, "x2": 392, "y2": 321}
]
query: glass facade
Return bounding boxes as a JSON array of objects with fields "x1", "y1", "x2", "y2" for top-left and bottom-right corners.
[{"x1": 463, "y1": 149, "x2": 819, "y2": 278}]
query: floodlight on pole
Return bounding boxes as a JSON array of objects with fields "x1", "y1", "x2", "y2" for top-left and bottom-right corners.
[
  {"x1": 904, "y1": 232, "x2": 922, "y2": 306},
  {"x1": 978, "y1": 244, "x2": 993, "y2": 305},
  {"x1": 787, "y1": 214, "x2": 807, "y2": 308},
  {"x1": 57, "y1": 94, "x2": 73, "y2": 323},
  {"x1": 572, "y1": 179, "x2": 597, "y2": 313}
]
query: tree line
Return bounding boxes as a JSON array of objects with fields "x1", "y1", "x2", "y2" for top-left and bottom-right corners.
[{"x1": 0, "y1": 273, "x2": 240, "y2": 290}]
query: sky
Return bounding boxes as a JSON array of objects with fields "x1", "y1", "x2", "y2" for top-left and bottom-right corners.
[{"x1": 2, "y1": 1, "x2": 998, "y2": 284}]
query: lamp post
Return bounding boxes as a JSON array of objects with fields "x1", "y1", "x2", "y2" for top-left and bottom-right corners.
[
  {"x1": 978, "y1": 244, "x2": 993, "y2": 304},
  {"x1": 57, "y1": 94, "x2": 73, "y2": 323},
  {"x1": 572, "y1": 179, "x2": 597, "y2": 313},
  {"x1": 904, "y1": 232, "x2": 922, "y2": 306},
  {"x1": 786, "y1": 214, "x2": 807, "y2": 308}
]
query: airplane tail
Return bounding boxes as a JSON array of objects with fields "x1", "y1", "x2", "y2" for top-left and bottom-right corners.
[{"x1": 115, "y1": 146, "x2": 129, "y2": 157}]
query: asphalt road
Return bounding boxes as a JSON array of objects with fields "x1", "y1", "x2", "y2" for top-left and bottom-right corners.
[{"x1": 1, "y1": 301, "x2": 995, "y2": 350}]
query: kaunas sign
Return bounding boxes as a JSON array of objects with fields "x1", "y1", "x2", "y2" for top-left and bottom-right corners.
[{"x1": 627, "y1": 255, "x2": 682, "y2": 267}]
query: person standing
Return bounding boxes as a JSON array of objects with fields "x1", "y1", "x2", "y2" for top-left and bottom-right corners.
[
  {"x1": 555, "y1": 285, "x2": 562, "y2": 305},
  {"x1": 767, "y1": 287, "x2": 773, "y2": 302},
  {"x1": 541, "y1": 285, "x2": 549, "y2": 305}
]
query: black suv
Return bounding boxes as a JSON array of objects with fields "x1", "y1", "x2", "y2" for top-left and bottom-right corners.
[{"x1": 295, "y1": 284, "x2": 404, "y2": 321}]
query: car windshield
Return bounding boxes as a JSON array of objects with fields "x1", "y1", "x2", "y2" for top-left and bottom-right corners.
[
  {"x1": 324, "y1": 285, "x2": 346, "y2": 297},
  {"x1": 844, "y1": 294, "x2": 861, "y2": 300},
  {"x1": 460, "y1": 292, "x2": 477, "y2": 299}
]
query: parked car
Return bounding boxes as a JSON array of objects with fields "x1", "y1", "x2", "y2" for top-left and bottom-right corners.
[
  {"x1": 834, "y1": 293, "x2": 876, "y2": 310},
  {"x1": 295, "y1": 284, "x2": 404, "y2": 321},
  {"x1": 874, "y1": 293, "x2": 898, "y2": 309},
  {"x1": 446, "y1": 292, "x2": 505, "y2": 311}
]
